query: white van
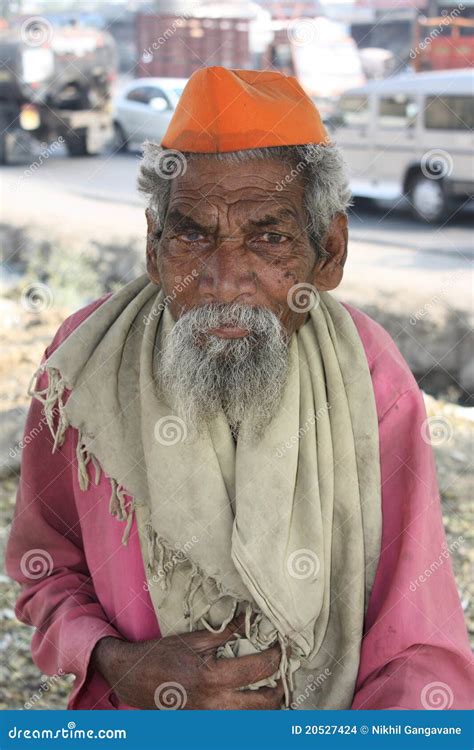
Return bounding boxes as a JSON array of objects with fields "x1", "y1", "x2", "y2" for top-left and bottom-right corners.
[{"x1": 329, "y1": 69, "x2": 473, "y2": 222}]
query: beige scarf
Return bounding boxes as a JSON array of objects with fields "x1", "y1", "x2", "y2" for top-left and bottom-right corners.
[{"x1": 31, "y1": 274, "x2": 381, "y2": 709}]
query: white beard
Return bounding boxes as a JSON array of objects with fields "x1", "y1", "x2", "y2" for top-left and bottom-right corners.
[{"x1": 156, "y1": 302, "x2": 290, "y2": 440}]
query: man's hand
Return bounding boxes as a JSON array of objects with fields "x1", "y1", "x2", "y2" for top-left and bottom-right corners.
[{"x1": 90, "y1": 615, "x2": 284, "y2": 709}]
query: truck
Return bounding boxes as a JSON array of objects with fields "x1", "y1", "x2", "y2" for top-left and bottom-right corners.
[
  {"x1": 135, "y1": 13, "x2": 251, "y2": 79},
  {"x1": 0, "y1": 19, "x2": 117, "y2": 163},
  {"x1": 412, "y1": 15, "x2": 474, "y2": 72}
]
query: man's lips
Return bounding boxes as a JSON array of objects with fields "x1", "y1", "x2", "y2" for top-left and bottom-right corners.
[{"x1": 207, "y1": 325, "x2": 250, "y2": 339}]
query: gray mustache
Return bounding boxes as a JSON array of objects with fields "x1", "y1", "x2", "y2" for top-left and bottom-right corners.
[{"x1": 179, "y1": 303, "x2": 284, "y2": 336}]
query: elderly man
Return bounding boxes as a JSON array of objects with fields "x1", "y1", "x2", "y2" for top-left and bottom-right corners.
[{"x1": 6, "y1": 67, "x2": 472, "y2": 711}]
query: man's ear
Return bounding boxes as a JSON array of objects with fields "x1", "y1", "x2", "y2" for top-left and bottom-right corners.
[
  {"x1": 145, "y1": 208, "x2": 161, "y2": 285},
  {"x1": 311, "y1": 213, "x2": 348, "y2": 291}
]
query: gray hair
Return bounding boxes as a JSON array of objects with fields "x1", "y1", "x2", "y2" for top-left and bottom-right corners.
[{"x1": 138, "y1": 142, "x2": 353, "y2": 258}]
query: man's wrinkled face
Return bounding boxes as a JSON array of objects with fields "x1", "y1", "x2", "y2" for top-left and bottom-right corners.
[
  {"x1": 146, "y1": 157, "x2": 346, "y2": 337},
  {"x1": 147, "y1": 157, "x2": 347, "y2": 436}
]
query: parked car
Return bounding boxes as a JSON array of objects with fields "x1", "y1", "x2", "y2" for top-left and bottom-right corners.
[
  {"x1": 328, "y1": 69, "x2": 474, "y2": 222},
  {"x1": 112, "y1": 77, "x2": 187, "y2": 151}
]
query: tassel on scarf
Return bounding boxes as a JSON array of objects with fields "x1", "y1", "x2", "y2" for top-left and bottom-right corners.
[
  {"x1": 109, "y1": 478, "x2": 137, "y2": 545},
  {"x1": 28, "y1": 365, "x2": 69, "y2": 452},
  {"x1": 76, "y1": 431, "x2": 102, "y2": 491}
]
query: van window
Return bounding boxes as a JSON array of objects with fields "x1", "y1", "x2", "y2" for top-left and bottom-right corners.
[
  {"x1": 424, "y1": 96, "x2": 474, "y2": 130},
  {"x1": 339, "y1": 95, "x2": 369, "y2": 127},
  {"x1": 379, "y1": 95, "x2": 417, "y2": 128}
]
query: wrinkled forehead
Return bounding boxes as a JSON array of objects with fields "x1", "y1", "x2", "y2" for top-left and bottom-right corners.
[{"x1": 167, "y1": 155, "x2": 306, "y2": 224}]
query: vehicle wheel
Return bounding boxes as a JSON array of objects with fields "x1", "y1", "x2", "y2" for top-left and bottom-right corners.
[
  {"x1": 0, "y1": 130, "x2": 6, "y2": 165},
  {"x1": 409, "y1": 174, "x2": 448, "y2": 223},
  {"x1": 64, "y1": 129, "x2": 89, "y2": 157},
  {"x1": 0, "y1": 117, "x2": 8, "y2": 164},
  {"x1": 112, "y1": 122, "x2": 128, "y2": 153}
]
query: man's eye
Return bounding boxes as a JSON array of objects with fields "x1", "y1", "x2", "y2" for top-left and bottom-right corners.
[
  {"x1": 178, "y1": 231, "x2": 206, "y2": 243},
  {"x1": 258, "y1": 232, "x2": 288, "y2": 244}
]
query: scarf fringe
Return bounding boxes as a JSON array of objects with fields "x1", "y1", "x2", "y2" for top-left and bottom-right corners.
[
  {"x1": 77, "y1": 432, "x2": 102, "y2": 491},
  {"x1": 144, "y1": 531, "x2": 294, "y2": 707},
  {"x1": 28, "y1": 365, "x2": 69, "y2": 452},
  {"x1": 29, "y1": 364, "x2": 138, "y2": 547},
  {"x1": 108, "y1": 478, "x2": 137, "y2": 545}
]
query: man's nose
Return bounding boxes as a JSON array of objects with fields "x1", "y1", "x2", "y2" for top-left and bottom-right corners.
[{"x1": 198, "y1": 238, "x2": 257, "y2": 303}]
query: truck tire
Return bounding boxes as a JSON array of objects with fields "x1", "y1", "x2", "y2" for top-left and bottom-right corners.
[
  {"x1": 112, "y1": 122, "x2": 128, "y2": 153},
  {"x1": 65, "y1": 129, "x2": 89, "y2": 157},
  {"x1": 0, "y1": 118, "x2": 8, "y2": 164},
  {"x1": 408, "y1": 173, "x2": 448, "y2": 224},
  {"x1": 0, "y1": 130, "x2": 6, "y2": 165}
]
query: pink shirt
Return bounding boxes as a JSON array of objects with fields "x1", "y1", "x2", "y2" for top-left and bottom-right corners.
[{"x1": 6, "y1": 295, "x2": 473, "y2": 710}]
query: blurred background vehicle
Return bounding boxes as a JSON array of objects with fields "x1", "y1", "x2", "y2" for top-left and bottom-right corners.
[
  {"x1": 112, "y1": 77, "x2": 187, "y2": 152},
  {"x1": 412, "y1": 15, "x2": 474, "y2": 72},
  {"x1": 328, "y1": 68, "x2": 474, "y2": 223},
  {"x1": 358, "y1": 47, "x2": 397, "y2": 80},
  {"x1": 0, "y1": 19, "x2": 117, "y2": 163},
  {"x1": 269, "y1": 16, "x2": 367, "y2": 121},
  {"x1": 135, "y1": 1, "x2": 272, "y2": 76}
]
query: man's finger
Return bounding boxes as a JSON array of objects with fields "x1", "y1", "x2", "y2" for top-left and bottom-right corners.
[
  {"x1": 186, "y1": 612, "x2": 247, "y2": 652},
  {"x1": 232, "y1": 681, "x2": 285, "y2": 710},
  {"x1": 212, "y1": 644, "x2": 282, "y2": 689}
]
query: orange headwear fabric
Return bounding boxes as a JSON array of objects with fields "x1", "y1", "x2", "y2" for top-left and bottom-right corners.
[{"x1": 161, "y1": 66, "x2": 330, "y2": 153}]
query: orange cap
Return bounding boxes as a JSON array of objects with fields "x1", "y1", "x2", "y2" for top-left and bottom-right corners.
[{"x1": 161, "y1": 66, "x2": 330, "y2": 153}]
